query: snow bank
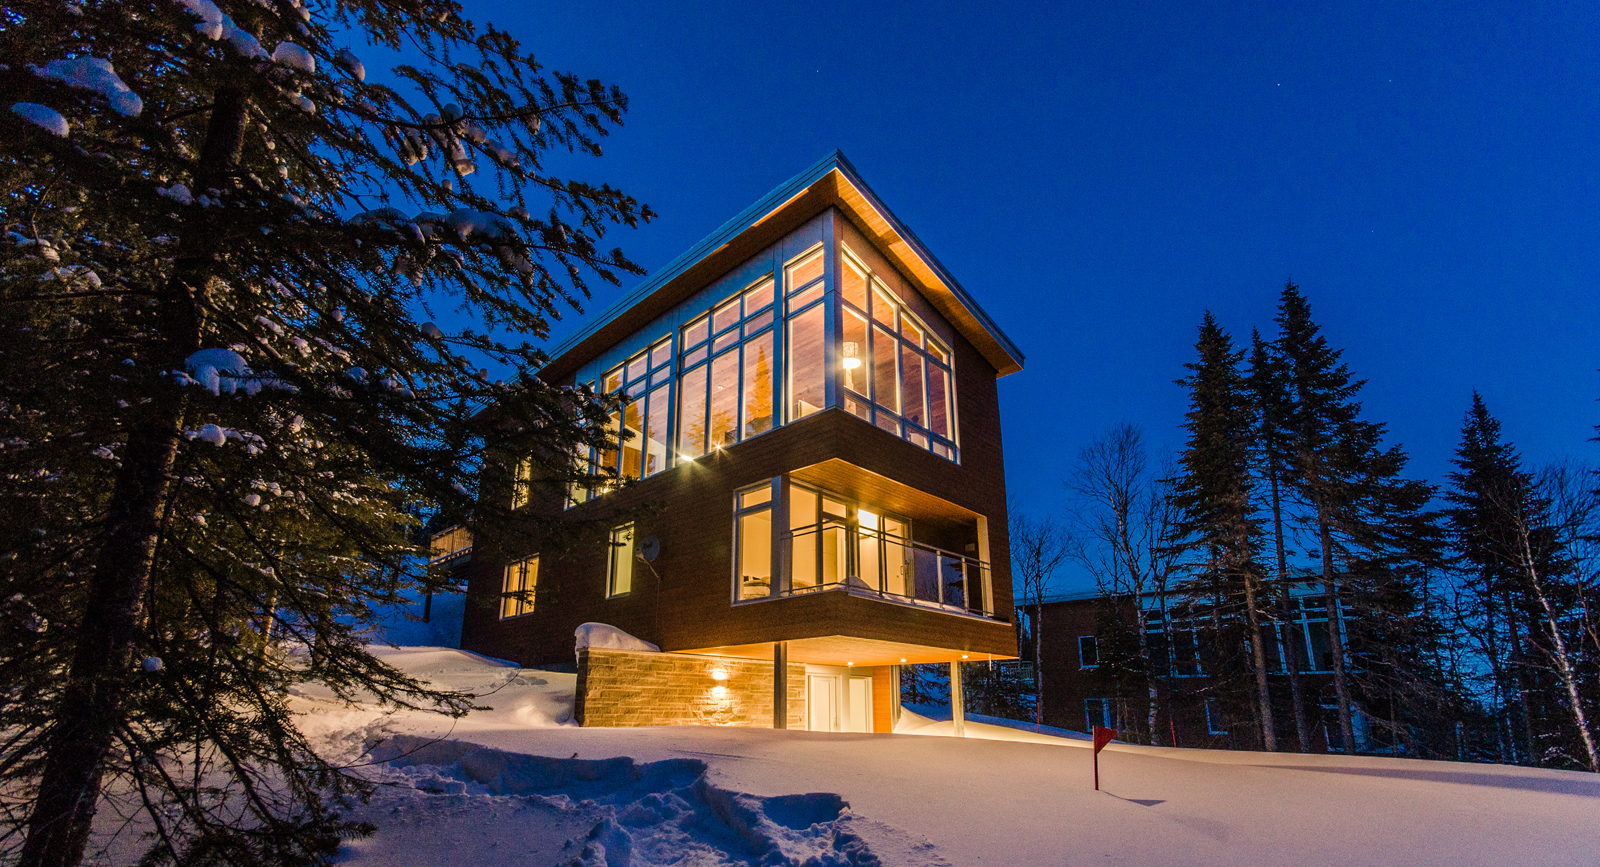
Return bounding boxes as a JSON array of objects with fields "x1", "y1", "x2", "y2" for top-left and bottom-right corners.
[
  {"x1": 896, "y1": 706, "x2": 1092, "y2": 744},
  {"x1": 349, "y1": 735, "x2": 875, "y2": 867},
  {"x1": 575, "y1": 623, "x2": 659, "y2": 657}
]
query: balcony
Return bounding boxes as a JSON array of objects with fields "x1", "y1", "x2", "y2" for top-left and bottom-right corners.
[
  {"x1": 771, "y1": 523, "x2": 995, "y2": 619},
  {"x1": 428, "y1": 525, "x2": 473, "y2": 567}
]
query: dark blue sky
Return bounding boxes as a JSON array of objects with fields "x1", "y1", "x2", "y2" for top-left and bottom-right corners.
[{"x1": 467, "y1": 1, "x2": 1599, "y2": 580}]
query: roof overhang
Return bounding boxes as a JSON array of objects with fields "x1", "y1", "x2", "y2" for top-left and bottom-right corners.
[{"x1": 540, "y1": 151, "x2": 1024, "y2": 384}]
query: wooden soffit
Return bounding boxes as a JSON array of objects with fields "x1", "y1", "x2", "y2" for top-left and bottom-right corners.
[{"x1": 677, "y1": 635, "x2": 1016, "y2": 668}]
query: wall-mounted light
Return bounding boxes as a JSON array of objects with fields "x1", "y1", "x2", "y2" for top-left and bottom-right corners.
[
  {"x1": 709, "y1": 667, "x2": 729, "y2": 681},
  {"x1": 842, "y1": 341, "x2": 862, "y2": 370}
]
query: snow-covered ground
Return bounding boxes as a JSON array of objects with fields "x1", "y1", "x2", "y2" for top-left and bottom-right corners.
[{"x1": 286, "y1": 646, "x2": 1597, "y2": 866}]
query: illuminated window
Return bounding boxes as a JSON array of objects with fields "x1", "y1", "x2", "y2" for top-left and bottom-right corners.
[
  {"x1": 501, "y1": 555, "x2": 537, "y2": 618},
  {"x1": 837, "y1": 245, "x2": 958, "y2": 461},
  {"x1": 607, "y1": 523, "x2": 634, "y2": 597},
  {"x1": 511, "y1": 457, "x2": 533, "y2": 509},
  {"x1": 678, "y1": 272, "x2": 782, "y2": 455},
  {"x1": 734, "y1": 484, "x2": 772, "y2": 600}
]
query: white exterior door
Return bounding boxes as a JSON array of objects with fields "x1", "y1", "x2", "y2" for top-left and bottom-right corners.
[
  {"x1": 847, "y1": 676, "x2": 873, "y2": 732},
  {"x1": 807, "y1": 675, "x2": 837, "y2": 731}
]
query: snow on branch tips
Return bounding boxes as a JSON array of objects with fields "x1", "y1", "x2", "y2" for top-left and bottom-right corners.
[
  {"x1": 29, "y1": 57, "x2": 142, "y2": 117},
  {"x1": 180, "y1": 348, "x2": 295, "y2": 396},
  {"x1": 11, "y1": 103, "x2": 68, "y2": 137}
]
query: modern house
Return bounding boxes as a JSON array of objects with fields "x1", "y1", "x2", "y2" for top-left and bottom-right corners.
[
  {"x1": 457, "y1": 152, "x2": 1024, "y2": 733},
  {"x1": 1024, "y1": 584, "x2": 1364, "y2": 750}
]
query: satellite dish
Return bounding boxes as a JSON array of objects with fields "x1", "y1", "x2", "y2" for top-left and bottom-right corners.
[{"x1": 638, "y1": 536, "x2": 661, "y2": 562}]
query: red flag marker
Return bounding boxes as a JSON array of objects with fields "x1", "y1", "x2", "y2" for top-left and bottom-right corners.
[{"x1": 1092, "y1": 726, "x2": 1116, "y2": 791}]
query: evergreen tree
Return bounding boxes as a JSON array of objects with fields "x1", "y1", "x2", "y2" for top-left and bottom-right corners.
[
  {"x1": 1446, "y1": 395, "x2": 1599, "y2": 769},
  {"x1": 1247, "y1": 328, "x2": 1312, "y2": 751},
  {"x1": 1274, "y1": 282, "x2": 1444, "y2": 753},
  {"x1": 1171, "y1": 313, "x2": 1276, "y2": 749},
  {"x1": 1, "y1": 1, "x2": 649, "y2": 863}
]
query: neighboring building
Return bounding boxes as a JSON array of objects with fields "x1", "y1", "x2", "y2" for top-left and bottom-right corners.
[
  {"x1": 456, "y1": 152, "x2": 1024, "y2": 733},
  {"x1": 1025, "y1": 584, "x2": 1367, "y2": 750}
]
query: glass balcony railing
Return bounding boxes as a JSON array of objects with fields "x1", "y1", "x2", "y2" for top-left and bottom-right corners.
[{"x1": 779, "y1": 523, "x2": 994, "y2": 618}]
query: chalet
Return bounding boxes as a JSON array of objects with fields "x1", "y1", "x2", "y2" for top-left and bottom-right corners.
[{"x1": 454, "y1": 152, "x2": 1024, "y2": 732}]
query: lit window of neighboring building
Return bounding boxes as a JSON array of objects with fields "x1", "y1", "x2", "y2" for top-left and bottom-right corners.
[
  {"x1": 838, "y1": 245, "x2": 957, "y2": 461},
  {"x1": 501, "y1": 555, "x2": 537, "y2": 619},
  {"x1": 1078, "y1": 635, "x2": 1099, "y2": 668},
  {"x1": 607, "y1": 523, "x2": 635, "y2": 597}
]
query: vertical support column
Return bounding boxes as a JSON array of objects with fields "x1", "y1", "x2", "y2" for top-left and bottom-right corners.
[
  {"x1": 950, "y1": 660, "x2": 966, "y2": 737},
  {"x1": 822, "y1": 210, "x2": 839, "y2": 412},
  {"x1": 890, "y1": 664, "x2": 903, "y2": 730},
  {"x1": 773, "y1": 641, "x2": 789, "y2": 729},
  {"x1": 770, "y1": 476, "x2": 789, "y2": 596},
  {"x1": 974, "y1": 514, "x2": 994, "y2": 616}
]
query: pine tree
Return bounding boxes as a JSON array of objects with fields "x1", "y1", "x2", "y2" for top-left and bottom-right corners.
[
  {"x1": 1274, "y1": 282, "x2": 1444, "y2": 753},
  {"x1": 1, "y1": 1, "x2": 649, "y2": 863},
  {"x1": 1446, "y1": 395, "x2": 1599, "y2": 770},
  {"x1": 1247, "y1": 328, "x2": 1312, "y2": 751},
  {"x1": 1171, "y1": 313, "x2": 1277, "y2": 749}
]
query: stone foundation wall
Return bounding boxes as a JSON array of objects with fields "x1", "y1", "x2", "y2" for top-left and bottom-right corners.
[{"x1": 576, "y1": 648, "x2": 806, "y2": 729}]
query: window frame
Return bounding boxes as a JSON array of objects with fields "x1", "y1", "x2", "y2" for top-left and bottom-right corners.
[
  {"x1": 1078, "y1": 634, "x2": 1100, "y2": 669},
  {"x1": 836, "y1": 244, "x2": 959, "y2": 462},
  {"x1": 732, "y1": 482, "x2": 776, "y2": 602},
  {"x1": 606, "y1": 523, "x2": 635, "y2": 598},
  {"x1": 500, "y1": 554, "x2": 538, "y2": 619}
]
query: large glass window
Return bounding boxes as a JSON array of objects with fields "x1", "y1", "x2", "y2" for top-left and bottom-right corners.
[
  {"x1": 734, "y1": 485, "x2": 773, "y2": 600},
  {"x1": 501, "y1": 555, "x2": 538, "y2": 618},
  {"x1": 772, "y1": 479, "x2": 989, "y2": 615},
  {"x1": 680, "y1": 274, "x2": 779, "y2": 455},
  {"x1": 607, "y1": 523, "x2": 634, "y2": 597},
  {"x1": 566, "y1": 241, "x2": 961, "y2": 511},
  {"x1": 837, "y1": 246, "x2": 958, "y2": 461}
]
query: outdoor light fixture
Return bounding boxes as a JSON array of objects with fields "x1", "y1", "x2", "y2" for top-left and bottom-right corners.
[
  {"x1": 846, "y1": 661, "x2": 853, "y2": 667},
  {"x1": 709, "y1": 667, "x2": 729, "y2": 681},
  {"x1": 900, "y1": 658, "x2": 907, "y2": 664},
  {"x1": 842, "y1": 341, "x2": 862, "y2": 370},
  {"x1": 961, "y1": 654, "x2": 969, "y2": 660}
]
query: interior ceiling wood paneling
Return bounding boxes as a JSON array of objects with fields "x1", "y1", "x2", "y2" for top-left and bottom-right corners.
[
  {"x1": 790, "y1": 458, "x2": 977, "y2": 528},
  {"x1": 677, "y1": 634, "x2": 1015, "y2": 668}
]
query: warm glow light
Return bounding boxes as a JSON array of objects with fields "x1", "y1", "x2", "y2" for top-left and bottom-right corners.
[
  {"x1": 709, "y1": 668, "x2": 729, "y2": 681},
  {"x1": 900, "y1": 658, "x2": 907, "y2": 664},
  {"x1": 846, "y1": 661, "x2": 853, "y2": 667},
  {"x1": 842, "y1": 341, "x2": 862, "y2": 369},
  {"x1": 712, "y1": 685, "x2": 728, "y2": 696},
  {"x1": 961, "y1": 654, "x2": 969, "y2": 659}
]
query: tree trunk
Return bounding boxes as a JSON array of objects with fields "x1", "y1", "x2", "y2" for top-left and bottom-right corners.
[
  {"x1": 1503, "y1": 590, "x2": 1539, "y2": 766},
  {"x1": 1318, "y1": 508, "x2": 1356, "y2": 751},
  {"x1": 1518, "y1": 536, "x2": 1599, "y2": 771},
  {"x1": 1243, "y1": 570, "x2": 1277, "y2": 751},
  {"x1": 1268, "y1": 472, "x2": 1311, "y2": 751},
  {"x1": 20, "y1": 87, "x2": 248, "y2": 867},
  {"x1": 1033, "y1": 600, "x2": 1045, "y2": 727}
]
